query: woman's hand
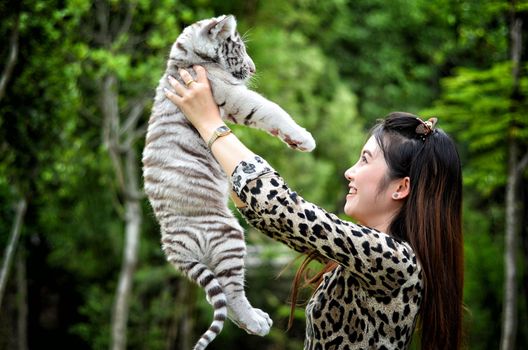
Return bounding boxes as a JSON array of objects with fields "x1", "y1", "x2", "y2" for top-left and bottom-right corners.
[{"x1": 164, "y1": 65, "x2": 224, "y2": 141}]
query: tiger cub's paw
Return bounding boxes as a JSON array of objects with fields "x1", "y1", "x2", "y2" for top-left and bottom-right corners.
[
  {"x1": 283, "y1": 129, "x2": 316, "y2": 152},
  {"x1": 270, "y1": 128, "x2": 316, "y2": 152},
  {"x1": 240, "y1": 308, "x2": 273, "y2": 336}
]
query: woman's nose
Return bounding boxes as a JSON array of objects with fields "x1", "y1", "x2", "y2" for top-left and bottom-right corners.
[{"x1": 344, "y1": 166, "x2": 354, "y2": 181}]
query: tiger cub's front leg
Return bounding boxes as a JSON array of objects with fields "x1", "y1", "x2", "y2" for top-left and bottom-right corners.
[{"x1": 212, "y1": 82, "x2": 316, "y2": 152}]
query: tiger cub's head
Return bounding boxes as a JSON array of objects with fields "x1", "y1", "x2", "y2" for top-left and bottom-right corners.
[{"x1": 171, "y1": 15, "x2": 255, "y2": 81}]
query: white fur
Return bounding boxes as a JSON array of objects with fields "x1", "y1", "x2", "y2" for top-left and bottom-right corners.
[{"x1": 143, "y1": 15, "x2": 315, "y2": 350}]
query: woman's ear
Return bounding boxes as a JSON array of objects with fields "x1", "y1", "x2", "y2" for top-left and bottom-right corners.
[{"x1": 391, "y1": 177, "x2": 410, "y2": 200}]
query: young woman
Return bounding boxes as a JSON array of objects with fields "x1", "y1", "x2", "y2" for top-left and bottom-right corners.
[{"x1": 164, "y1": 66, "x2": 464, "y2": 350}]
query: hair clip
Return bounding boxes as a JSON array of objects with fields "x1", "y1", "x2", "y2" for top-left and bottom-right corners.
[{"x1": 415, "y1": 117, "x2": 438, "y2": 140}]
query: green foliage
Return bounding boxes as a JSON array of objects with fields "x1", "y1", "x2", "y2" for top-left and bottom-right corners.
[
  {"x1": 70, "y1": 285, "x2": 114, "y2": 349},
  {"x1": 462, "y1": 195, "x2": 504, "y2": 349},
  {"x1": 420, "y1": 3, "x2": 528, "y2": 349},
  {"x1": 1, "y1": 1, "x2": 526, "y2": 349},
  {"x1": 294, "y1": 0, "x2": 458, "y2": 122},
  {"x1": 424, "y1": 62, "x2": 528, "y2": 194}
]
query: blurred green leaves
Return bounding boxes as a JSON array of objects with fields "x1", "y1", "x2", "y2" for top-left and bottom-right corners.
[
  {"x1": 1, "y1": 1, "x2": 527, "y2": 349},
  {"x1": 425, "y1": 61, "x2": 528, "y2": 195}
]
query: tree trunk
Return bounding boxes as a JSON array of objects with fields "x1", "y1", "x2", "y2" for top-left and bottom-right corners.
[
  {"x1": 165, "y1": 283, "x2": 183, "y2": 350},
  {"x1": 165, "y1": 278, "x2": 198, "y2": 350},
  {"x1": 0, "y1": 13, "x2": 20, "y2": 102},
  {"x1": 500, "y1": 9, "x2": 524, "y2": 350},
  {"x1": 0, "y1": 197, "x2": 27, "y2": 310},
  {"x1": 111, "y1": 149, "x2": 142, "y2": 350},
  {"x1": 179, "y1": 279, "x2": 197, "y2": 350},
  {"x1": 110, "y1": 200, "x2": 141, "y2": 350},
  {"x1": 16, "y1": 249, "x2": 28, "y2": 350},
  {"x1": 501, "y1": 140, "x2": 521, "y2": 350},
  {"x1": 101, "y1": 74, "x2": 144, "y2": 350},
  {"x1": 521, "y1": 172, "x2": 528, "y2": 341}
]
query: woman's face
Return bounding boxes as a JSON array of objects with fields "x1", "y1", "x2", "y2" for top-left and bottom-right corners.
[{"x1": 344, "y1": 136, "x2": 401, "y2": 231}]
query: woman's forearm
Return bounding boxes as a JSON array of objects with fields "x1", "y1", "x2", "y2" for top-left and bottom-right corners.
[{"x1": 198, "y1": 124, "x2": 255, "y2": 207}]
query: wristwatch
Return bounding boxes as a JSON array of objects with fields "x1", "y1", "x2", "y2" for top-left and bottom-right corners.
[{"x1": 207, "y1": 125, "x2": 232, "y2": 149}]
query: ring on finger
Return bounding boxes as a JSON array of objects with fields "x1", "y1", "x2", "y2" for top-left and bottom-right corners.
[{"x1": 185, "y1": 79, "x2": 195, "y2": 87}]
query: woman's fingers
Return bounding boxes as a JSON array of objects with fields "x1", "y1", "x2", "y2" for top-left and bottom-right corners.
[
  {"x1": 162, "y1": 65, "x2": 222, "y2": 134},
  {"x1": 167, "y1": 75, "x2": 186, "y2": 95},
  {"x1": 163, "y1": 85, "x2": 182, "y2": 105},
  {"x1": 194, "y1": 65, "x2": 208, "y2": 83},
  {"x1": 165, "y1": 67, "x2": 201, "y2": 100},
  {"x1": 164, "y1": 75, "x2": 185, "y2": 106},
  {"x1": 179, "y1": 69, "x2": 194, "y2": 87}
]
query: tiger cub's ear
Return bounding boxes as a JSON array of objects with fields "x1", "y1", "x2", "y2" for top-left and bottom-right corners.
[{"x1": 203, "y1": 15, "x2": 237, "y2": 40}]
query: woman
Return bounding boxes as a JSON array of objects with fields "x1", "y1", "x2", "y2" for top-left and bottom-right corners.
[{"x1": 164, "y1": 66, "x2": 464, "y2": 350}]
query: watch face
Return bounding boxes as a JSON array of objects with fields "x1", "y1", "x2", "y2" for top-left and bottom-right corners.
[{"x1": 218, "y1": 126, "x2": 230, "y2": 133}]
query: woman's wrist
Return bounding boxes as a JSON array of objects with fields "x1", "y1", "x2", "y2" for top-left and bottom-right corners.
[
  {"x1": 199, "y1": 124, "x2": 228, "y2": 145},
  {"x1": 194, "y1": 114, "x2": 225, "y2": 142}
]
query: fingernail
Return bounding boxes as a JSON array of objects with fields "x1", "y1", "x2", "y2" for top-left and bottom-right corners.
[
  {"x1": 168, "y1": 75, "x2": 175, "y2": 81},
  {"x1": 163, "y1": 87, "x2": 170, "y2": 94}
]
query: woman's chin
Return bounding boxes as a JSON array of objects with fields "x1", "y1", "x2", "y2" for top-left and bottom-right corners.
[
  {"x1": 344, "y1": 205, "x2": 364, "y2": 223},
  {"x1": 343, "y1": 204, "x2": 356, "y2": 219}
]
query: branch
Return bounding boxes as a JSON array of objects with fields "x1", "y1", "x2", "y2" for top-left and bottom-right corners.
[
  {"x1": 117, "y1": 1, "x2": 137, "y2": 39},
  {"x1": 511, "y1": 17, "x2": 522, "y2": 86},
  {"x1": 80, "y1": 108, "x2": 102, "y2": 127},
  {"x1": 119, "y1": 99, "x2": 146, "y2": 137},
  {"x1": 510, "y1": 13, "x2": 527, "y2": 177},
  {"x1": 123, "y1": 149, "x2": 145, "y2": 202},
  {"x1": 122, "y1": 125, "x2": 147, "y2": 151},
  {"x1": 110, "y1": 188, "x2": 125, "y2": 219},
  {"x1": 131, "y1": 124, "x2": 147, "y2": 142},
  {"x1": 0, "y1": 13, "x2": 20, "y2": 102},
  {"x1": 108, "y1": 141, "x2": 127, "y2": 192},
  {"x1": 95, "y1": 0, "x2": 110, "y2": 46},
  {"x1": 517, "y1": 152, "x2": 528, "y2": 175},
  {"x1": 102, "y1": 75, "x2": 127, "y2": 193},
  {"x1": 0, "y1": 197, "x2": 27, "y2": 310}
]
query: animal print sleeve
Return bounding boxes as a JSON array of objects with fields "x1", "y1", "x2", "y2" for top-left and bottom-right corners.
[{"x1": 232, "y1": 155, "x2": 420, "y2": 295}]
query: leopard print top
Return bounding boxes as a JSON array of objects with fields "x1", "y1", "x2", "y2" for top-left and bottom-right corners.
[{"x1": 232, "y1": 155, "x2": 423, "y2": 350}]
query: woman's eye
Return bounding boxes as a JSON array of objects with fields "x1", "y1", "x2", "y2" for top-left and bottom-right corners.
[{"x1": 361, "y1": 155, "x2": 368, "y2": 163}]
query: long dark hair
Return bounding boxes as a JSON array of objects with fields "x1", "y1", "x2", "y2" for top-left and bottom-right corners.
[{"x1": 289, "y1": 112, "x2": 464, "y2": 350}]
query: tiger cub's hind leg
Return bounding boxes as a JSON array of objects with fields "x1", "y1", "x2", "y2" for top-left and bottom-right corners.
[{"x1": 211, "y1": 226, "x2": 273, "y2": 336}]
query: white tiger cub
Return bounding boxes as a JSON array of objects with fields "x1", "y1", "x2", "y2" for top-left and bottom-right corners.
[{"x1": 142, "y1": 14, "x2": 315, "y2": 350}]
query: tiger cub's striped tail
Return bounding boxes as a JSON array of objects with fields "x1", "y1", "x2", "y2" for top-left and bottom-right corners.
[{"x1": 186, "y1": 261, "x2": 227, "y2": 350}]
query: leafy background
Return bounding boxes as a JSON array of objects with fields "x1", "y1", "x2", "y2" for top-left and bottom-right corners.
[{"x1": 0, "y1": 0, "x2": 527, "y2": 349}]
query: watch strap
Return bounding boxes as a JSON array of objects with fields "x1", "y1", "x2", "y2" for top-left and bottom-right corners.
[{"x1": 207, "y1": 125, "x2": 232, "y2": 149}]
